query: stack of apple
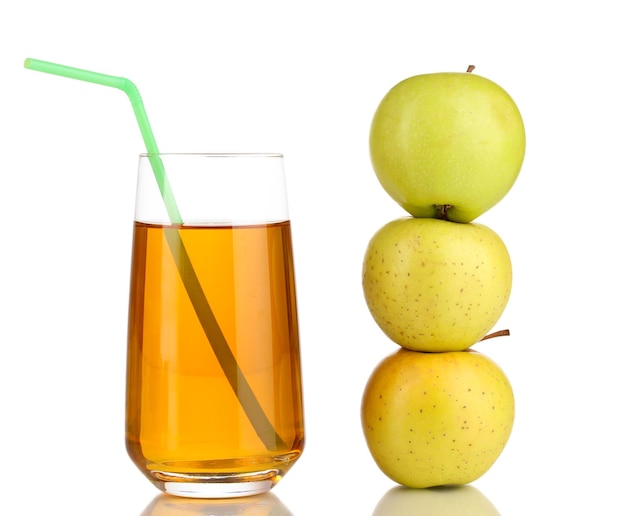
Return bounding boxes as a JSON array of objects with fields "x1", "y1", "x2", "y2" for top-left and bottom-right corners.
[{"x1": 360, "y1": 67, "x2": 525, "y2": 488}]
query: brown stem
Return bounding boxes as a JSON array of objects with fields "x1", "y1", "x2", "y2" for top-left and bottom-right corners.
[
  {"x1": 480, "y1": 329, "x2": 510, "y2": 341},
  {"x1": 435, "y1": 204, "x2": 452, "y2": 220},
  {"x1": 466, "y1": 65, "x2": 475, "y2": 73}
]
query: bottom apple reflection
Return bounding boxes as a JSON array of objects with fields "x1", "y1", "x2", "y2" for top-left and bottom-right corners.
[
  {"x1": 373, "y1": 485, "x2": 499, "y2": 515},
  {"x1": 141, "y1": 491, "x2": 293, "y2": 516}
]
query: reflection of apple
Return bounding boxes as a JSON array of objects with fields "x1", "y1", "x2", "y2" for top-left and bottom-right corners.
[
  {"x1": 369, "y1": 69, "x2": 525, "y2": 222},
  {"x1": 373, "y1": 485, "x2": 500, "y2": 516},
  {"x1": 362, "y1": 217, "x2": 512, "y2": 352},
  {"x1": 361, "y1": 348, "x2": 514, "y2": 488}
]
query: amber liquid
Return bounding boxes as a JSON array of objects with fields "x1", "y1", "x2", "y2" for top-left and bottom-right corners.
[{"x1": 126, "y1": 221, "x2": 304, "y2": 492}]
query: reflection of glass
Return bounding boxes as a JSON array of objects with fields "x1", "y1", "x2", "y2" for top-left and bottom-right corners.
[
  {"x1": 141, "y1": 491, "x2": 294, "y2": 515},
  {"x1": 126, "y1": 154, "x2": 305, "y2": 498},
  {"x1": 372, "y1": 485, "x2": 500, "y2": 515}
]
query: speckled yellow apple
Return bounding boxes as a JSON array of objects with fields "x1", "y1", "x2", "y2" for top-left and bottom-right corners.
[
  {"x1": 362, "y1": 217, "x2": 512, "y2": 352},
  {"x1": 361, "y1": 349, "x2": 515, "y2": 488}
]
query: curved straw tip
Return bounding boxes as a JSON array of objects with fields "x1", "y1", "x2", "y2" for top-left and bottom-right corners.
[{"x1": 23, "y1": 58, "x2": 34, "y2": 69}]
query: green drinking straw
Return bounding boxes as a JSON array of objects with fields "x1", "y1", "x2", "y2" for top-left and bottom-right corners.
[
  {"x1": 24, "y1": 58, "x2": 285, "y2": 450},
  {"x1": 23, "y1": 58, "x2": 182, "y2": 224}
]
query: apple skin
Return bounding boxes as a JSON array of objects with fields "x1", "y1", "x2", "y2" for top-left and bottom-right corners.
[
  {"x1": 361, "y1": 348, "x2": 515, "y2": 489},
  {"x1": 369, "y1": 71, "x2": 525, "y2": 222},
  {"x1": 362, "y1": 217, "x2": 512, "y2": 352}
]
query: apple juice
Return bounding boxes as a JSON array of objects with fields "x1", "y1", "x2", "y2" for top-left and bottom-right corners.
[{"x1": 125, "y1": 221, "x2": 304, "y2": 490}]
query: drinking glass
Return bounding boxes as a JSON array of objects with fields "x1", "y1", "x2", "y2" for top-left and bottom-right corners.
[{"x1": 125, "y1": 153, "x2": 305, "y2": 498}]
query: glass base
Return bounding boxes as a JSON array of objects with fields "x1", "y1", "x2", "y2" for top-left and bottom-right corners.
[{"x1": 150, "y1": 469, "x2": 280, "y2": 499}]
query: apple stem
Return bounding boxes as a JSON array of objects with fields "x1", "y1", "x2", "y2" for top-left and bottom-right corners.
[
  {"x1": 466, "y1": 65, "x2": 475, "y2": 73},
  {"x1": 480, "y1": 329, "x2": 510, "y2": 341},
  {"x1": 435, "y1": 204, "x2": 452, "y2": 220}
]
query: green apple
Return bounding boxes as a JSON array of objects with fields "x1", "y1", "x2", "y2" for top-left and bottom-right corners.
[
  {"x1": 362, "y1": 217, "x2": 512, "y2": 352},
  {"x1": 361, "y1": 348, "x2": 515, "y2": 489},
  {"x1": 373, "y1": 485, "x2": 500, "y2": 515},
  {"x1": 369, "y1": 69, "x2": 525, "y2": 222}
]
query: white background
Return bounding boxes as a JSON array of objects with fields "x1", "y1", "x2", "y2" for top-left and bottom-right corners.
[{"x1": 1, "y1": 1, "x2": 625, "y2": 514}]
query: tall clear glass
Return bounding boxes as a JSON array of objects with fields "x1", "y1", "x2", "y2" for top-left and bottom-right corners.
[{"x1": 125, "y1": 153, "x2": 305, "y2": 498}]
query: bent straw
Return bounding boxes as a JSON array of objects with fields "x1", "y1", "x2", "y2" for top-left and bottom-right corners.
[
  {"x1": 24, "y1": 58, "x2": 285, "y2": 450},
  {"x1": 23, "y1": 58, "x2": 181, "y2": 224}
]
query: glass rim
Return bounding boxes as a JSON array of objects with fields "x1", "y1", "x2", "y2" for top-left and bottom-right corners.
[{"x1": 139, "y1": 152, "x2": 284, "y2": 158}]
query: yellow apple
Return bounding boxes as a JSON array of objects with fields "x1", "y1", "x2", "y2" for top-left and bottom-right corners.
[
  {"x1": 361, "y1": 349, "x2": 515, "y2": 489},
  {"x1": 362, "y1": 217, "x2": 512, "y2": 352}
]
